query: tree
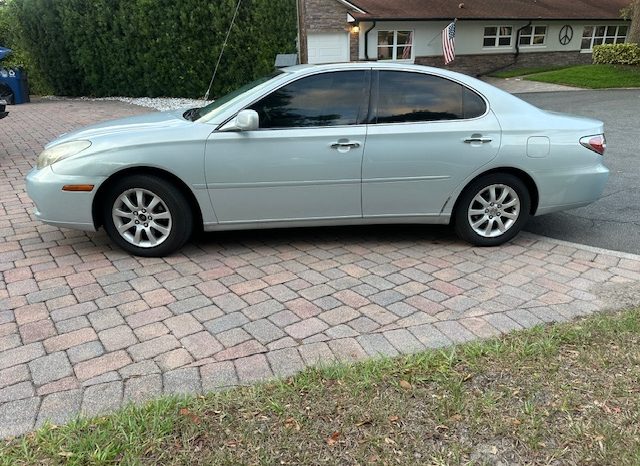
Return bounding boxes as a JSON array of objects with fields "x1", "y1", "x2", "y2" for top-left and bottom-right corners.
[{"x1": 625, "y1": 0, "x2": 640, "y2": 43}]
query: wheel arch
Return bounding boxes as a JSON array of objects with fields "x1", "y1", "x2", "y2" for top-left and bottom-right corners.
[
  {"x1": 451, "y1": 167, "x2": 539, "y2": 219},
  {"x1": 92, "y1": 166, "x2": 204, "y2": 230}
]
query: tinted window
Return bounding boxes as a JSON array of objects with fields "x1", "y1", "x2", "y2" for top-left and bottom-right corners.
[
  {"x1": 250, "y1": 71, "x2": 368, "y2": 129},
  {"x1": 463, "y1": 87, "x2": 486, "y2": 119},
  {"x1": 374, "y1": 71, "x2": 486, "y2": 124}
]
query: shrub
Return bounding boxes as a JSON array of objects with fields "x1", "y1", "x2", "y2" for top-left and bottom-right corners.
[
  {"x1": 0, "y1": 1, "x2": 51, "y2": 95},
  {"x1": 9, "y1": 0, "x2": 296, "y2": 97},
  {"x1": 593, "y1": 43, "x2": 640, "y2": 66}
]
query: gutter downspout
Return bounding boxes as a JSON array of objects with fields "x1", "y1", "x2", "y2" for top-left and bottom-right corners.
[
  {"x1": 364, "y1": 21, "x2": 377, "y2": 60},
  {"x1": 484, "y1": 21, "x2": 531, "y2": 76},
  {"x1": 515, "y1": 21, "x2": 532, "y2": 58}
]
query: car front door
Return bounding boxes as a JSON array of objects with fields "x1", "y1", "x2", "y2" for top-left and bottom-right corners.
[
  {"x1": 205, "y1": 70, "x2": 370, "y2": 224},
  {"x1": 362, "y1": 70, "x2": 502, "y2": 218}
]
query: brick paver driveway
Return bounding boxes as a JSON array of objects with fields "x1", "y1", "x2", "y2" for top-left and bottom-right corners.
[{"x1": 2, "y1": 99, "x2": 640, "y2": 439}]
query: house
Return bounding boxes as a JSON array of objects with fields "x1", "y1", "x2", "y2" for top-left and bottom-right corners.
[{"x1": 297, "y1": 0, "x2": 632, "y2": 75}]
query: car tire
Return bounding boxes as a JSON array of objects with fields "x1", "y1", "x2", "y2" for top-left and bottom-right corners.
[
  {"x1": 102, "y1": 175, "x2": 193, "y2": 257},
  {"x1": 454, "y1": 173, "x2": 531, "y2": 247}
]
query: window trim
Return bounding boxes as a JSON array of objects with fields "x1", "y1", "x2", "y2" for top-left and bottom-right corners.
[
  {"x1": 581, "y1": 24, "x2": 628, "y2": 52},
  {"x1": 482, "y1": 25, "x2": 514, "y2": 49},
  {"x1": 518, "y1": 25, "x2": 548, "y2": 47},
  {"x1": 369, "y1": 70, "x2": 490, "y2": 126},
  {"x1": 376, "y1": 30, "x2": 415, "y2": 62},
  {"x1": 232, "y1": 70, "x2": 372, "y2": 131}
]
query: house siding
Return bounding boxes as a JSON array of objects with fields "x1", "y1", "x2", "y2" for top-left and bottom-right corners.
[
  {"x1": 357, "y1": 19, "x2": 628, "y2": 74},
  {"x1": 299, "y1": 1, "x2": 629, "y2": 74}
]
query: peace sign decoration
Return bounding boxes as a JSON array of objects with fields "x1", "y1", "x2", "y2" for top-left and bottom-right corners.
[{"x1": 559, "y1": 25, "x2": 573, "y2": 46}]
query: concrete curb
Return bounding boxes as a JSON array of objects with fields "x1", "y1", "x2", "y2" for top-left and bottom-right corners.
[{"x1": 522, "y1": 232, "x2": 640, "y2": 261}]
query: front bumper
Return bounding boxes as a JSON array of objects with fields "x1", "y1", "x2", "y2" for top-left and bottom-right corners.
[{"x1": 25, "y1": 167, "x2": 105, "y2": 231}]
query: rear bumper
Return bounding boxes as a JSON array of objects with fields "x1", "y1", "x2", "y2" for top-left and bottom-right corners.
[
  {"x1": 25, "y1": 167, "x2": 103, "y2": 231},
  {"x1": 534, "y1": 163, "x2": 609, "y2": 216}
]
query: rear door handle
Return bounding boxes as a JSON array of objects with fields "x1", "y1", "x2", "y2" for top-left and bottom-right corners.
[
  {"x1": 464, "y1": 136, "x2": 492, "y2": 144},
  {"x1": 330, "y1": 141, "x2": 361, "y2": 149}
]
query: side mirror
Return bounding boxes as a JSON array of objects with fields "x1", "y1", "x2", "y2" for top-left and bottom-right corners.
[{"x1": 221, "y1": 109, "x2": 259, "y2": 132}]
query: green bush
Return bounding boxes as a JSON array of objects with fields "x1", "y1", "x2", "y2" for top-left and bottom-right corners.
[
  {"x1": 0, "y1": 1, "x2": 51, "y2": 95},
  {"x1": 593, "y1": 43, "x2": 640, "y2": 66},
  {"x1": 8, "y1": 0, "x2": 296, "y2": 97}
]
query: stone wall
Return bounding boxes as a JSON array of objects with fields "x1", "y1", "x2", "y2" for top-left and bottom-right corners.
[
  {"x1": 302, "y1": 0, "x2": 349, "y2": 31},
  {"x1": 349, "y1": 30, "x2": 359, "y2": 62},
  {"x1": 416, "y1": 51, "x2": 593, "y2": 76}
]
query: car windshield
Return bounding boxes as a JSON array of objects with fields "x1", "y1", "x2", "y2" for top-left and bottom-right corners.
[{"x1": 194, "y1": 71, "x2": 285, "y2": 121}]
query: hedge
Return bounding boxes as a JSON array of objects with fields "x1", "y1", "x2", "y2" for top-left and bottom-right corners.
[
  {"x1": 593, "y1": 43, "x2": 640, "y2": 66},
  {"x1": 0, "y1": 2, "x2": 51, "y2": 94},
  {"x1": 7, "y1": 0, "x2": 296, "y2": 97}
]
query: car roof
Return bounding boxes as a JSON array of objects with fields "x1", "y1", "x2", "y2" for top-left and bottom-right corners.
[
  {"x1": 283, "y1": 61, "x2": 460, "y2": 77},
  {"x1": 281, "y1": 61, "x2": 473, "y2": 82}
]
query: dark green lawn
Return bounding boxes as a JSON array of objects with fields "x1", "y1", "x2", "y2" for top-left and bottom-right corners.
[
  {"x1": 525, "y1": 64, "x2": 640, "y2": 88},
  {"x1": 489, "y1": 66, "x2": 568, "y2": 78}
]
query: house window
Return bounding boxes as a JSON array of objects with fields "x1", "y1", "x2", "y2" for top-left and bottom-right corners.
[
  {"x1": 483, "y1": 26, "x2": 513, "y2": 47},
  {"x1": 581, "y1": 25, "x2": 628, "y2": 50},
  {"x1": 377, "y1": 30, "x2": 414, "y2": 61},
  {"x1": 519, "y1": 26, "x2": 547, "y2": 46}
]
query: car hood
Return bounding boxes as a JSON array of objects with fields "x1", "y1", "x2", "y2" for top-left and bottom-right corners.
[{"x1": 47, "y1": 109, "x2": 192, "y2": 147}]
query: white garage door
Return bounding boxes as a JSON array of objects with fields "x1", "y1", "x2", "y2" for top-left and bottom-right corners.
[{"x1": 307, "y1": 33, "x2": 349, "y2": 64}]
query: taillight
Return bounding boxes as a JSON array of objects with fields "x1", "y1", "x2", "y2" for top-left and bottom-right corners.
[{"x1": 580, "y1": 134, "x2": 606, "y2": 156}]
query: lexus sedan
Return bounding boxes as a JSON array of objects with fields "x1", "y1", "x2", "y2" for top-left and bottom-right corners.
[{"x1": 26, "y1": 63, "x2": 608, "y2": 257}]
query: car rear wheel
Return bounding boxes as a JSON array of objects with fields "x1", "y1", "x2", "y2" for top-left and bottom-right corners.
[
  {"x1": 454, "y1": 173, "x2": 530, "y2": 247},
  {"x1": 102, "y1": 175, "x2": 193, "y2": 257}
]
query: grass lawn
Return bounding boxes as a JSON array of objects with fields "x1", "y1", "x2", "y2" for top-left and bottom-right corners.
[
  {"x1": 3, "y1": 308, "x2": 640, "y2": 465},
  {"x1": 525, "y1": 64, "x2": 640, "y2": 89},
  {"x1": 489, "y1": 66, "x2": 568, "y2": 78}
]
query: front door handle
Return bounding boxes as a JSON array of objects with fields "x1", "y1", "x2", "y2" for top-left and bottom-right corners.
[
  {"x1": 464, "y1": 136, "x2": 492, "y2": 144},
  {"x1": 330, "y1": 141, "x2": 361, "y2": 150}
]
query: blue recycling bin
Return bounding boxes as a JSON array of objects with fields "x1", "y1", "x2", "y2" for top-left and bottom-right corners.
[
  {"x1": 0, "y1": 46, "x2": 30, "y2": 105},
  {"x1": 0, "y1": 67, "x2": 30, "y2": 104}
]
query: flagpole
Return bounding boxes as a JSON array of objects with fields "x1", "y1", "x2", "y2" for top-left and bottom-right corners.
[{"x1": 427, "y1": 18, "x2": 458, "y2": 45}]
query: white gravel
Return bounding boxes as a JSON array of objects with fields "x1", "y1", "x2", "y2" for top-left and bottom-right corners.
[{"x1": 43, "y1": 96, "x2": 212, "y2": 111}]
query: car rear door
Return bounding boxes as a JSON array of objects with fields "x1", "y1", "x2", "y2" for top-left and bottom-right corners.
[
  {"x1": 205, "y1": 70, "x2": 370, "y2": 224},
  {"x1": 362, "y1": 70, "x2": 502, "y2": 218}
]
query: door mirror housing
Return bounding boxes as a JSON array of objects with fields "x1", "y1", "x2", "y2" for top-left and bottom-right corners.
[{"x1": 221, "y1": 109, "x2": 259, "y2": 132}]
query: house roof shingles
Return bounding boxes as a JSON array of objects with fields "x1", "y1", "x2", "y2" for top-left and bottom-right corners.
[{"x1": 350, "y1": 0, "x2": 630, "y2": 21}]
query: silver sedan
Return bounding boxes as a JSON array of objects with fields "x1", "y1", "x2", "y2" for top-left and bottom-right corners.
[{"x1": 26, "y1": 63, "x2": 608, "y2": 256}]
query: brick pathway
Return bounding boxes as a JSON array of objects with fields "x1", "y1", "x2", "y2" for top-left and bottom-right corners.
[{"x1": 1, "y1": 99, "x2": 640, "y2": 439}]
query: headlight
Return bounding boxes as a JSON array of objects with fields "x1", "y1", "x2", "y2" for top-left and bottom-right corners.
[{"x1": 37, "y1": 140, "x2": 92, "y2": 169}]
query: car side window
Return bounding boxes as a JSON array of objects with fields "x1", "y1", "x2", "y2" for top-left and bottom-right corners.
[
  {"x1": 374, "y1": 71, "x2": 486, "y2": 124},
  {"x1": 249, "y1": 71, "x2": 368, "y2": 129}
]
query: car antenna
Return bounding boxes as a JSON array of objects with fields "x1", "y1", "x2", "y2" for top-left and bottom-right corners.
[{"x1": 203, "y1": 0, "x2": 242, "y2": 101}]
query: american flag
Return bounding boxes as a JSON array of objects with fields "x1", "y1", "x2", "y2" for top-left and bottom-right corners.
[
  {"x1": 442, "y1": 21, "x2": 456, "y2": 65},
  {"x1": 401, "y1": 32, "x2": 413, "y2": 59}
]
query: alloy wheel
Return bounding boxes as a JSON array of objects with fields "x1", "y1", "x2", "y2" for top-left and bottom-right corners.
[
  {"x1": 467, "y1": 184, "x2": 521, "y2": 238},
  {"x1": 112, "y1": 188, "x2": 172, "y2": 248}
]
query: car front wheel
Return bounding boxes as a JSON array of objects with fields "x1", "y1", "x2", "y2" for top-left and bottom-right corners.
[
  {"x1": 454, "y1": 173, "x2": 531, "y2": 247},
  {"x1": 102, "y1": 175, "x2": 193, "y2": 257}
]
